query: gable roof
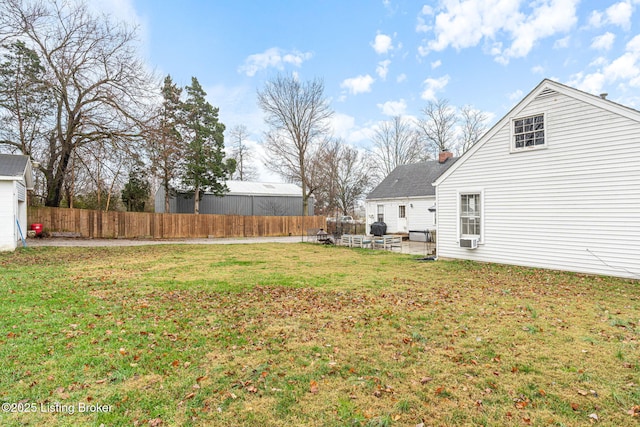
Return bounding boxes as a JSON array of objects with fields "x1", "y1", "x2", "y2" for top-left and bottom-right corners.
[
  {"x1": 367, "y1": 157, "x2": 458, "y2": 200},
  {"x1": 433, "y1": 78, "x2": 640, "y2": 187},
  {"x1": 0, "y1": 154, "x2": 33, "y2": 188}
]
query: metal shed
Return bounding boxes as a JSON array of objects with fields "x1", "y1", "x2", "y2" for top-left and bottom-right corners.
[{"x1": 155, "y1": 181, "x2": 314, "y2": 216}]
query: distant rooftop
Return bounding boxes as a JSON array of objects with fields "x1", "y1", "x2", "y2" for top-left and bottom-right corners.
[
  {"x1": 367, "y1": 158, "x2": 458, "y2": 200},
  {"x1": 226, "y1": 181, "x2": 302, "y2": 197}
]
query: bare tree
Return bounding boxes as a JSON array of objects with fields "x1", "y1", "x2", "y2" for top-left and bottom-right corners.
[
  {"x1": 459, "y1": 105, "x2": 488, "y2": 153},
  {"x1": 258, "y1": 74, "x2": 333, "y2": 215},
  {"x1": 332, "y1": 142, "x2": 371, "y2": 216},
  {"x1": 309, "y1": 139, "x2": 339, "y2": 216},
  {"x1": 227, "y1": 124, "x2": 258, "y2": 181},
  {"x1": 417, "y1": 98, "x2": 457, "y2": 157},
  {"x1": 369, "y1": 116, "x2": 426, "y2": 182},
  {"x1": 313, "y1": 139, "x2": 372, "y2": 217},
  {"x1": 1, "y1": 0, "x2": 153, "y2": 206}
]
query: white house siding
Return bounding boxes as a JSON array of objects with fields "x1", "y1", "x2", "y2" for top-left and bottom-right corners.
[
  {"x1": 365, "y1": 197, "x2": 436, "y2": 234},
  {"x1": 436, "y1": 89, "x2": 640, "y2": 279},
  {"x1": 0, "y1": 181, "x2": 17, "y2": 251}
]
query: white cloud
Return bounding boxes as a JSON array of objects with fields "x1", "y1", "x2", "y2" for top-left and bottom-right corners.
[
  {"x1": 500, "y1": 0, "x2": 579, "y2": 63},
  {"x1": 419, "y1": 0, "x2": 579, "y2": 64},
  {"x1": 588, "y1": 1, "x2": 637, "y2": 30},
  {"x1": 568, "y1": 34, "x2": 640, "y2": 94},
  {"x1": 238, "y1": 48, "x2": 313, "y2": 77},
  {"x1": 627, "y1": 33, "x2": 640, "y2": 53},
  {"x1": 341, "y1": 74, "x2": 375, "y2": 95},
  {"x1": 416, "y1": 17, "x2": 430, "y2": 33},
  {"x1": 330, "y1": 113, "x2": 356, "y2": 140},
  {"x1": 431, "y1": 59, "x2": 442, "y2": 69},
  {"x1": 553, "y1": 36, "x2": 571, "y2": 49},
  {"x1": 416, "y1": 5, "x2": 434, "y2": 33},
  {"x1": 330, "y1": 113, "x2": 374, "y2": 144},
  {"x1": 420, "y1": 75, "x2": 449, "y2": 101},
  {"x1": 372, "y1": 33, "x2": 393, "y2": 54},
  {"x1": 377, "y1": 99, "x2": 407, "y2": 116},
  {"x1": 421, "y1": 5, "x2": 434, "y2": 15},
  {"x1": 591, "y1": 32, "x2": 616, "y2": 51},
  {"x1": 531, "y1": 65, "x2": 545, "y2": 74},
  {"x1": 568, "y1": 71, "x2": 606, "y2": 94},
  {"x1": 606, "y1": 2, "x2": 634, "y2": 28},
  {"x1": 589, "y1": 56, "x2": 608, "y2": 67},
  {"x1": 396, "y1": 73, "x2": 407, "y2": 83},
  {"x1": 509, "y1": 89, "x2": 523, "y2": 102},
  {"x1": 588, "y1": 11, "x2": 604, "y2": 28},
  {"x1": 376, "y1": 60, "x2": 391, "y2": 80}
]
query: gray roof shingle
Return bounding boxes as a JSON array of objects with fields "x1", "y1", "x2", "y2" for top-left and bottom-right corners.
[
  {"x1": 0, "y1": 154, "x2": 30, "y2": 178},
  {"x1": 366, "y1": 158, "x2": 458, "y2": 200}
]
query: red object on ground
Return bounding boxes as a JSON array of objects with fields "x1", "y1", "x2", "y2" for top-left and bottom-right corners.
[{"x1": 30, "y1": 223, "x2": 43, "y2": 236}]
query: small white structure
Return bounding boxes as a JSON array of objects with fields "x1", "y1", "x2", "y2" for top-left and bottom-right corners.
[
  {"x1": 0, "y1": 154, "x2": 34, "y2": 251},
  {"x1": 434, "y1": 79, "x2": 640, "y2": 279},
  {"x1": 365, "y1": 153, "x2": 457, "y2": 236}
]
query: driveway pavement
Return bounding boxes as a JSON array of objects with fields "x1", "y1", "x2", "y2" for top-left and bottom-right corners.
[{"x1": 26, "y1": 235, "x2": 434, "y2": 256}]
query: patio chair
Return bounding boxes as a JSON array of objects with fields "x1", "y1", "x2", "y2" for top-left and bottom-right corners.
[
  {"x1": 351, "y1": 235, "x2": 372, "y2": 248},
  {"x1": 341, "y1": 234, "x2": 353, "y2": 246},
  {"x1": 373, "y1": 235, "x2": 402, "y2": 251}
]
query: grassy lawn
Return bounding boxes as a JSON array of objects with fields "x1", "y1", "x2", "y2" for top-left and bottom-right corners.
[{"x1": 1, "y1": 243, "x2": 639, "y2": 426}]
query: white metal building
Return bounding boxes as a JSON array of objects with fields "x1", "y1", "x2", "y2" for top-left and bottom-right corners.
[
  {"x1": 0, "y1": 154, "x2": 33, "y2": 251},
  {"x1": 433, "y1": 79, "x2": 640, "y2": 280}
]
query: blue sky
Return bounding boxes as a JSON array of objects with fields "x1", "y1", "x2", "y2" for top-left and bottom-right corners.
[{"x1": 97, "y1": 0, "x2": 640, "y2": 181}]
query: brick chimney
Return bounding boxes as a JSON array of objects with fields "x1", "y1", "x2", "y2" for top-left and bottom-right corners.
[{"x1": 439, "y1": 151, "x2": 453, "y2": 163}]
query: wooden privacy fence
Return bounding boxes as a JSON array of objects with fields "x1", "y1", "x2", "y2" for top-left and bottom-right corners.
[{"x1": 28, "y1": 207, "x2": 326, "y2": 239}]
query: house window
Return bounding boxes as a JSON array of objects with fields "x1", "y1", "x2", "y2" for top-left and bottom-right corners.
[
  {"x1": 460, "y1": 194, "x2": 481, "y2": 236},
  {"x1": 377, "y1": 204, "x2": 384, "y2": 222},
  {"x1": 513, "y1": 114, "x2": 544, "y2": 150},
  {"x1": 398, "y1": 205, "x2": 406, "y2": 219}
]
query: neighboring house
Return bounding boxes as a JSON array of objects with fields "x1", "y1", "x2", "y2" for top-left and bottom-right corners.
[
  {"x1": 365, "y1": 152, "x2": 457, "y2": 236},
  {"x1": 155, "y1": 180, "x2": 314, "y2": 216},
  {"x1": 433, "y1": 79, "x2": 640, "y2": 280},
  {"x1": 0, "y1": 154, "x2": 34, "y2": 251}
]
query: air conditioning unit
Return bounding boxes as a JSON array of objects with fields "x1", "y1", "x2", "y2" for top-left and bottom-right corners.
[{"x1": 459, "y1": 238, "x2": 478, "y2": 249}]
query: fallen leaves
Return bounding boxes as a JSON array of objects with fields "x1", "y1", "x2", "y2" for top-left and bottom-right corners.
[
  {"x1": 628, "y1": 405, "x2": 640, "y2": 416},
  {"x1": 513, "y1": 395, "x2": 530, "y2": 410}
]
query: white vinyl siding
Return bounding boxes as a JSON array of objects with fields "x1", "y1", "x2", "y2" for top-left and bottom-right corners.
[
  {"x1": 436, "y1": 87, "x2": 640, "y2": 279},
  {"x1": 365, "y1": 197, "x2": 436, "y2": 234},
  {"x1": 0, "y1": 181, "x2": 17, "y2": 251}
]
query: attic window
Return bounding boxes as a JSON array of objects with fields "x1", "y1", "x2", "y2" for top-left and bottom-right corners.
[{"x1": 512, "y1": 113, "x2": 545, "y2": 151}]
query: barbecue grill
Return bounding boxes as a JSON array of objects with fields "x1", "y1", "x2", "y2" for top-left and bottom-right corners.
[{"x1": 370, "y1": 221, "x2": 387, "y2": 236}]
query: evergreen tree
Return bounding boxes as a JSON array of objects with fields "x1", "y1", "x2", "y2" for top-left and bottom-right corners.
[
  {"x1": 148, "y1": 75, "x2": 183, "y2": 213},
  {"x1": 181, "y1": 77, "x2": 235, "y2": 214},
  {"x1": 121, "y1": 166, "x2": 151, "y2": 212},
  {"x1": 0, "y1": 40, "x2": 53, "y2": 157}
]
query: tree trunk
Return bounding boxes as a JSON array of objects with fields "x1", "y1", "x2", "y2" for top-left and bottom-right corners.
[
  {"x1": 194, "y1": 186, "x2": 200, "y2": 214},
  {"x1": 164, "y1": 182, "x2": 170, "y2": 213}
]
